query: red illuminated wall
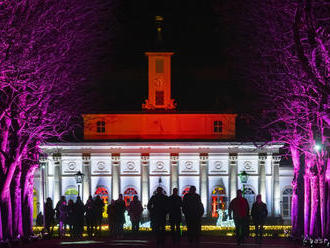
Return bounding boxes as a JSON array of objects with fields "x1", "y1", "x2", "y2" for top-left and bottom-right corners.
[{"x1": 83, "y1": 113, "x2": 237, "y2": 140}]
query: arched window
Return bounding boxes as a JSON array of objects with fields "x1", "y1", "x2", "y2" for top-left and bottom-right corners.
[
  {"x1": 243, "y1": 185, "x2": 255, "y2": 210},
  {"x1": 282, "y1": 187, "x2": 293, "y2": 218},
  {"x1": 124, "y1": 187, "x2": 138, "y2": 207},
  {"x1": 65, "y1": 186, "x2": 78, "y2": 202},
  {"x1": 211, "y1": 186, "x2": 227, "y2": 218},
  {"x1": 94, "y1": 186, "x2": 110, "y2": 218}
]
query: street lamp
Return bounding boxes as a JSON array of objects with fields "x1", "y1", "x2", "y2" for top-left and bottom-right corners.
[
  {"x1": 313, "y1": 144, "x2": 322, "y2": 152},
  {"x1": 75, "y1": 171, "x2": 84, "y2": 198},
  {"x1": 239, "y1": 170, "x2": 249, "y2": 195}
]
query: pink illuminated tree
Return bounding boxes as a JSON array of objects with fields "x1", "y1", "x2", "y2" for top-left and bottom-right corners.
[
  {"x1": 0, "y1": 0, "x2": 115, "y2": 240},
  {"x1": 220, "y1": 0, "x2": 329, "y2": 239}
]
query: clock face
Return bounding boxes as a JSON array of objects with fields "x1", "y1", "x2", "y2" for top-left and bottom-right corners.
[{"x1": 153, "y1": 78, "x2": 164, "y2": 88}]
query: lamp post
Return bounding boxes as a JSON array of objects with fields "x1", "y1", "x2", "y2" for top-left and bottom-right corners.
[
  {"x1": 239, "y1": 170, "x2": 249, "y2": 196},
  {"x1": 75, "y1": 171, "x2": 84, "y2": 198}
]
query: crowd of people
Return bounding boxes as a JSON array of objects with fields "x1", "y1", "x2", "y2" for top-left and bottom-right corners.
[{"x1": 42, "y1": 186, "x2": 268, "y2": 246}]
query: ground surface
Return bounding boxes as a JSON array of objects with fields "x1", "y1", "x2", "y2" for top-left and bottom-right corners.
[{"x1": 12, "y1": 233, "x2": 302, "y2": 248}]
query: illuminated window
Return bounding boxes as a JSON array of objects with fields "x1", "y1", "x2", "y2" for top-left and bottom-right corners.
[
  {"x1": 155, "y1": 59, "x2": 164, "y2": 73},
  {"x1": 124, "y1": 187, "x2": 138, "y2": 207},
  {"x1": 155, "y1": 91, "x2": 164, "y2": 105},
  {"x1": 211, "y1": 186, "x2": 227, "y2": 218},
  {"x1": 213, "y1": 121, "x2": 222, "y2": 133},
  {"x1": 243, "y1": 185, "x2": 255, "y2": 210},
  {"x1": 97, "y1": 121, "x2": 105, "y2": 133},
  {"x1": 33, "y1": 188, "x2": 38, "y2": 219},
  {"x1": 94, "y1": 186, "x2": 109, "y2": 218},
  {"x1": 65, "y1": 186, "x2": 78, "y2": 202},
  {"x1": 282, "y1": 188, "x2": 293, "y2": 218}
]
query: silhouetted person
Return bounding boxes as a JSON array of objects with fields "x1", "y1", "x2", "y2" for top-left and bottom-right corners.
[
  {"x1": 148, "y1": 187, "x2": 169, "y2": 247},
  {"x1": 251, "y1": 194, "x2": 268, "y2": 244},
  {"x1": 67, "y1": 199, "x2": 75, "y2": 237},
  {"x1": 85, "y1": 195, "x2": 95, "y2": 237},
  {"x1": 114, "y1": 194, "x2": 126, "y2": 237},
  {"x1": 182, "y1": 186, "x2": 204, "y2": 246},
  {"x1": 36, "y1": 212, "x2": 43, "y2": 226},
  {"x1": 94, "y1": 195, "x2": 104, "y2": 235},
  {"x1": 45, "y1": 197, "x2": 55, "y2": 236},
  {"x1": 128, "y1": 195, "x2": 143, "y2": 232},
  {"x1": 74, "y1": 196, "x2": 85, "y2": 237},
  {"x1": 229, "y1": 190, "x2": 249, "y2": 245},
  {"x1": 58, "y1": 199, "x2": 68, "y2": 238},
  {"x1": 107, "y1": 199, "x2": 116, "y2": 236},
  {"x1": 55, "y1": 196, "x2": 66, "y2": 222},
  {"x1": 169, "y1": 188, "x2": 182, "y2": 244}
]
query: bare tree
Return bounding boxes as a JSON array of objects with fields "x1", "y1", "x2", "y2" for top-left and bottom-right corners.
[
  {"x1": 0, "y1": 0, "x2": 115, "y2": 240},
  {"x1": 219, "y1": 0, "x2": 329, "y2": 239}
]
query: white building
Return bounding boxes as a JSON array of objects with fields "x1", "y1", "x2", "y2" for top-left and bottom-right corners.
[{"x1": 34, "y1": 44, "x2": 294, "y2": 223}]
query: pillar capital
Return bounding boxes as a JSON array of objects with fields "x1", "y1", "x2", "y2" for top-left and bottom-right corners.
[
  {"x1": 272, "y1": 154, "x2": 281, "y2": 162},
  {"x1": 229, "y1": 153, "x2": 238, "y2": 161}
]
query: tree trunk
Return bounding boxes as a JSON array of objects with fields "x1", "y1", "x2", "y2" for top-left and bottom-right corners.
[
  {"x1": 290, "y1": 145, "x2": 304, "y2": 238},
  {"x1": 1, "y1": 189, "x2": 13, "y2": 240},
  {"x1": 326, "y1": 159, "x2": 330, "y2": 238},
  {"x1": 22, "y1": 165, "x2": 37, "y2": 238},
  {"x1": 0, "y1": 201, "x2": 2, "y2": 241},
  {"x1": 309, "y1": 175, "x2": 320, "y2": 238},
  {"x1": 1, "y1": 159, "x2": 19, "y2": 240},
  {"x1": 304, "y1": 175, "x2": 310, "y2": 237},
  {"x1": 11, "y1": 167, "x2": 23, "y2": 238},
  {"x1": 318, "y1": 173, "x2": 326, "y2": 238}
]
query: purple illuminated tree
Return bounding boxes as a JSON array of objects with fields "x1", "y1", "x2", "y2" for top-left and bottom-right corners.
[
  {"x1": 220, "y1": 0, "x2": 329, "y2": 239},
  {"x1": 0, "y1": 0, "x2": 115, "y2": 240}
]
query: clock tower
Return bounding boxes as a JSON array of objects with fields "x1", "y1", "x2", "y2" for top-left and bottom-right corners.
[
  {"x1": 142, "y1": 52, "x2": 176, "y2": 110},
  {"x1": 142, "y1": 16, "x2": 176, "y2": 110}
]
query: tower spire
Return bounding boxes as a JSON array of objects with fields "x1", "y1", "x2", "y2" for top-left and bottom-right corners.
[{"x1": 142, "y1": 16, "x2": 176, "y2": 111}]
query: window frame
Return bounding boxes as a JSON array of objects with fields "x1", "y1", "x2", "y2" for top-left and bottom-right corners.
[
  {"x1": 281, "y1": 187, "x2": 293, "y2": 219},
  {"x1": 213, "y1": 120, "x2": 223, "y2": 133},
  {"x1": 96, "y1": 121, "x2": 106, "y2": 133},
  {"x1": 155, "y1": 59, "x2": 164, "y2": 73}
]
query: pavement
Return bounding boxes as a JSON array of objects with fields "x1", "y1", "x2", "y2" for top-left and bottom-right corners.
[{"x1": 9, "y1": 233, "x2": 302, "y2": 248}]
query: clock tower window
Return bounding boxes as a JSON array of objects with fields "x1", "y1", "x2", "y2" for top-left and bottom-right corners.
[
  {"x1": 155, "y1": 59, "x2": 164, "y2": 73},
  {"x1": 155, "y1": 91, "x2": 164, "y2": 105}
]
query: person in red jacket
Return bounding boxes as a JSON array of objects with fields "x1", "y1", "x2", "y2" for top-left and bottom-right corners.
[{"x1": 229, "y1": 190, "x2": 250, "y2": 245}]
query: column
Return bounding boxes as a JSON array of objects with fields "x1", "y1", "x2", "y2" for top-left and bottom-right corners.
[
  {"x1": 40, "y1": 163, "x2": 46, "y2": 215},
  {"x1": 82, "y1": 153, "x2": 91, "y2": 203},
  {"x1": 112, "y1": 154, "x2": 120, "y2": 200},
  {"x1": 229, "y1": 153, "x2": 238, "y2": 201},
  {"x1": 200, "y1": 153, "x2": 208, "y2": 215},
  {"x1": 53, "y1": 153, "x2": 61, "y2": 205},
  {"x1": 141, "y1": 154, "x2": 149, "y2": 209},
  {"x1": 170, "y1": 153, "x2": 178, "y2": 192},
  {"x1": 272, "y1": 154, "x2": 281, "y2": 217},
  {"x1": 258, "y1": 154, "x2": 267, "y2": 202}
]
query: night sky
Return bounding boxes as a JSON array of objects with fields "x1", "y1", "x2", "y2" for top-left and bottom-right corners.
[{"x1": 87, "y1": 0, "x2": 256, "y2": 115}]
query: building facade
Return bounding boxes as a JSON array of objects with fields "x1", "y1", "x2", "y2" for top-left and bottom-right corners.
[{"x1": 34, "y1": 45, "x2": 294, "y2": 222}]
